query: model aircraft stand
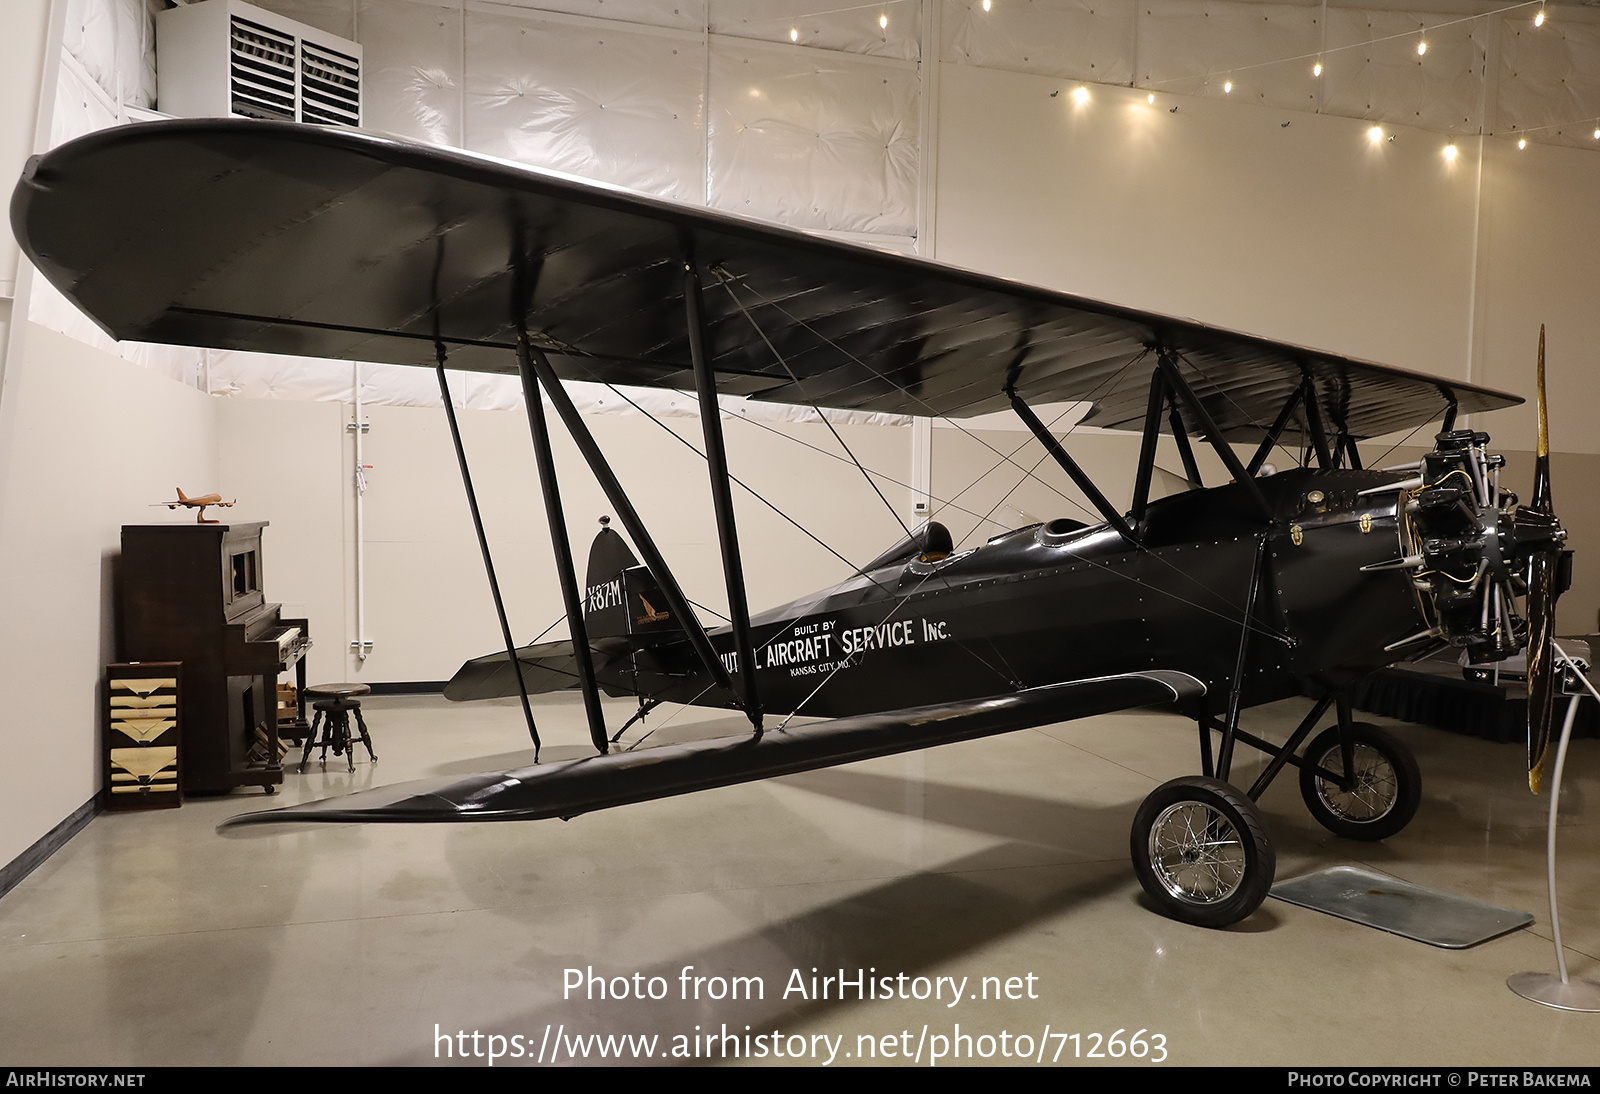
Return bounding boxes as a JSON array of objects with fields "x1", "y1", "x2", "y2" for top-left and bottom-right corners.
[{"x1": 1508, "y1": 645, "x2": 1600, "y2": 1011}]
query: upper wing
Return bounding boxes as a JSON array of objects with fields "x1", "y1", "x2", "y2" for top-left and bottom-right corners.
[
  {"x1": 219, "y1": 670, "x2": 1202, "y2": 830},
  {"x1": 14, "y1": 119, "x2": 1518, "y2": 438}
]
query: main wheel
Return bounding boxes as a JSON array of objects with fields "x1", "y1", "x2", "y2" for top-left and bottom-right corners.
[
  {"x1": 1297, "y1": 723, "x2": 1421, "y2": 841},
  {"x1": 1131, "y1": 776, "x2": 1275, "y2": 928}
]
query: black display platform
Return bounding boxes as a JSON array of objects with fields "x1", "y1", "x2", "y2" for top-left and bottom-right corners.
[{"x1": 1349, "y1": 650, "x2": 1598, "y2": 743}]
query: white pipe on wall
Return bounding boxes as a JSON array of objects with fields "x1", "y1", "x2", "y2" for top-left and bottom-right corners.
[{"x1": 350, "y1": 361, "x2": 371, "y2": 664}]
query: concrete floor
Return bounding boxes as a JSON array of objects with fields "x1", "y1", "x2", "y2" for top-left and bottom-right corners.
[{"x1": 1, "y1": 692, "x2": 1597, "y2": 1067}]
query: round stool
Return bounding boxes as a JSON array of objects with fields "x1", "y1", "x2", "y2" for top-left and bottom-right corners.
[{"x1": 298, "y1": 683, "x2": 377, "y2": 774}]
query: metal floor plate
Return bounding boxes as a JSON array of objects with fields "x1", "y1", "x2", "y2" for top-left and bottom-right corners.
[{"x1": 1270, "y1": 865, "x2": 1534, "y2": 948}]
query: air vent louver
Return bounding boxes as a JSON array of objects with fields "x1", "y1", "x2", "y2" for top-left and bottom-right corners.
[
  {"x1": 299, "y1": 40, "x2": 361, "y2": 127},
  {"x1": 229, "y1": 16, "x2": 296, "y2": 121},
  {"x1": 159, "y1": 1, "x2": 361, "y2": 128}
]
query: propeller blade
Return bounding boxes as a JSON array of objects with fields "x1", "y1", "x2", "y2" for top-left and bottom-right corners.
[
  {"x1": 1525, "y1": 548, "x2": 1558, "y2": 793},
  {"x1": 1532, "y1": 324, "x2": 1551, "y2": 514},
  {"x1": 1522, "y1": 325, "x2": 1560, "y2": 793}
]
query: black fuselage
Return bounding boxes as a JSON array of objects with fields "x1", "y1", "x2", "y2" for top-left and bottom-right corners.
[{"x1": 599, "y1": 467, "x2": 1426, "y2": 719}]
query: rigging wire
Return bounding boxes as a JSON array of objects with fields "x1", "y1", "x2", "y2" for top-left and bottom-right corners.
[
  {"x1": 602, "y1": 380, "x2": 1038, "y2": 703},
  {"x1": 717, "y1": 271, "x2": 913, "y2": 539},
  {"x1": 735, "y1": 289, "x2": 1294, "y2": 643}
]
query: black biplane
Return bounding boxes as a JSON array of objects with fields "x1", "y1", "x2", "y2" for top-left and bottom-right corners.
[{"x1": 11, "y1": 119, "x2": 1569, "y2": 927}]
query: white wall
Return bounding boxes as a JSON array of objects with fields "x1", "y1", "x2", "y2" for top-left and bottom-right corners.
[
  {"x1": 0, "y1": 325, "x2": 217, "y2": 871},
  {"x1": 217, "y1": 395, "x2": 913, "y2": 683}
]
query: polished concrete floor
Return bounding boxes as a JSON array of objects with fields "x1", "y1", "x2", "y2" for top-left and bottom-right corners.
[{"x1": 2, "y1": 693, "x2": 1598, "y2": 1067}]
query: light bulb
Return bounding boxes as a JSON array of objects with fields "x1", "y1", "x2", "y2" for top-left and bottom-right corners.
[
  {"x1": 879, "y1": 13, "x2": 888, "y2": 29},
  {"x1": 1518, "y1": 137, "x2": 1528, "y2": 149},
  {"x1": 1147, "y1": 93, "x2": 1155, "y2": 104},
  {"x1": 1313, "y1": 61, "x2": 1322, "y2": 77},
  {"x1": 1417, "y1": 39, "x2": 1427, "y2": 56},
  {"x1": 1072, "y1": 86, "x2": 1089, "y2": 104},
  {"x1": 789, "y1": 27, "x2": 798, "y2": 41},
  {"x1": 1593, "y1": 128, "x2": 1599, "y2": 140},
  {"x1": 983, "y1": 0, "x2": 992, "y2": 10},
  {"x1": 1535, "y1": 9, "x2": 1545, "y2": 26},
  {"x1": 1443, "y1": 144, "x2": 1458, "y2": 161},
  {"x1": 1224, "y1": 80, "x2": 1233, "y2": 94},
  {"x1": 1369, "y1": 126, "x2": 1384, "y2": 143}
]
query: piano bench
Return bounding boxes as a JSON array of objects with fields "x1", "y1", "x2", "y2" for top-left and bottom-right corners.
[{"x1": 298, "y1": 683, "x2": 376, "y2": 774}]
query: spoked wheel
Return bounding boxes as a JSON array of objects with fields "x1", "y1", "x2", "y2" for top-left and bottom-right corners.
[
  {"x1": 1131, "y1": 776, "x2": 1275, "y2": 928},
  {"x1": 1298, "y1": 723, "x2": 1421, "y2": 841}
]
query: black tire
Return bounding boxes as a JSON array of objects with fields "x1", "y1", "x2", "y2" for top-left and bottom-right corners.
[
  {"x1": 1297, "y1": 723, "x2": 1421, "y2": 841},
  {"x1": 1130, "y1": 776, "x2": 1276, "y2": 928}
]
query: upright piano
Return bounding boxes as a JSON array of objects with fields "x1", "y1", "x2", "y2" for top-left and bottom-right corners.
[{"x1": 118, "y1": 522, "x2": 312, "y2": 794}]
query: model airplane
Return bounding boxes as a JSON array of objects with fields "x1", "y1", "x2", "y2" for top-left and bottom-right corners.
[
  {"x1": 153, "y1": 487, "x2": 235, "y2": 523},
  {"x1": 12, "y1": 119, "x2": 1569, "y2": 927}
]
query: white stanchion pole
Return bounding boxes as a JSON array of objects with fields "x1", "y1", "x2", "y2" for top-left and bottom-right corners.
[{"x1": 1507, "y1": 643, "x2": 1600, "y2": 1011}]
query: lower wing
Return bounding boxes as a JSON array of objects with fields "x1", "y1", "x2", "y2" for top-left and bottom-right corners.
[{"x1": 219, "y1": 670, "x2": 1203, "y2": 833}]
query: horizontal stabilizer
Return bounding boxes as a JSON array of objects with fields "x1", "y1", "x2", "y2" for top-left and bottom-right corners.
[
  {"x1": 218, "y1": 670, "x2": 1204, "y2": 834},
  {"x1": 444, "y1": 637, "x2": 632, "y2": 701}
]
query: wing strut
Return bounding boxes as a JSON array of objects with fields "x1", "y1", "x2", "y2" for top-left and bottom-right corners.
[
  {"x1": 523, "y1": 343, "x2": 738, "y2": 700},
  {"x1": 1300, "y1": 374, "x2": 1335, "y2": 469},
  {"x1": 1005, "y1": 384, "x2": 1135, "y2": 543},
  {"x1": 433, "y1": 344, "x2": 542, "y2": 757},
  {"x1": 683, "y1": 246, "x2": 763, "y2": 732},
  {"x1": 1158, "y1": 352, "x2": 1273, "y2": 522},
  {"x1": 517, "y1": 332, "x2": 610, "y2": 755},
  {"x1": 1247, "y1": 382, "x2": 1304, "y2": 477},
  {"x1": 1130, "y1": 365, "x2": 1167, "y2": 528}
]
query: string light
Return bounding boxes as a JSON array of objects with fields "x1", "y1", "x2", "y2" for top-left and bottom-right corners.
[
  {"x1": 879, "y1": 13, "x2": 888, "y2": 29},
  {"x1": 1368, "y1": 126, "x2": 1384, "y2": 143},
  {"x1": 1534, "y1": 7, "x2": 1545, "y2": 26},
  {"x1": 790, "y1": 27, "x2": 799, "y2": 41},
  {"x1": 1223, "y1": 79, "x2": 1233, "y2": 93},
  {"x1": 1593, "y1": 127, "x2": 1599, "y2": 140},
  {"x1": 1417, "y1": 38, "x2": 1427, "y2": 56},
  {"x1": 1147, "y1": 92, "x2": 1155, "y2": 104},
  {"x1": 1313, "y1": 60, "x2": 1322, "y2": 77},
  {"x1": 1443, "y1": 143, "x2": 1458, "y2": 161},
  {"x1": 983, "y1": 0, "x2": 992, "y2": 10},
  {"x1": 1518, "y1": 136, "x2": 1528, "y2": 149},
  {"x1": 1072, "y1": 85, "x2": 1090, "y2": 104}
]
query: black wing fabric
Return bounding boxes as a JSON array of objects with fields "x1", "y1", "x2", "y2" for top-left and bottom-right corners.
[{"x1": 14, "y1": 119, "x2": 1518, "y2": 437}]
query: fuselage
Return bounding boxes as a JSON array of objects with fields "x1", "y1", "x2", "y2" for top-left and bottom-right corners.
[{"x1": 599, "y1": 467, "x2": 1429, "y2": 719}]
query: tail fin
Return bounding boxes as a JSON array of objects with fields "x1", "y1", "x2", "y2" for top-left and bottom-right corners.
[
  {"x1": 175, "y1": 487, "x2": 189, "y2": 502},
  {"x1": 584, "y1": 526, "x2": 681, "y2": 645},
  {"x1": 445, "y1": 527, "x2": 691, "y2": 703}
]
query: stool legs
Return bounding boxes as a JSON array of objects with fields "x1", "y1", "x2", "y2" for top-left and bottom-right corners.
[
  {"x1": 351, "y1": 705, "x2": 377, "y2": 764},
  {"x1": 298, "y1": 709, "x2": 326, "y2": 773},
  {"x1": 298, "y1": 698, "x2": 376, "y2": 773}
]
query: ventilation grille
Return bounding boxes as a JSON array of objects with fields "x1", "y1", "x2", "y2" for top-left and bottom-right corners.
[
  {"x1": 225, "y1": 11, "x2": 359, "y2": 126},
  {"x1": 300, "y1": 40, "x2": 360, "y2": 126},
  {"x1": 229, "y1": 15, "x2": 296, "y2": 121}
]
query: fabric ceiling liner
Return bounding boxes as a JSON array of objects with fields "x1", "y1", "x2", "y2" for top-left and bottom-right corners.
[{"x1": 13, "y1": 119, "x2": 1518, "y2": 438}]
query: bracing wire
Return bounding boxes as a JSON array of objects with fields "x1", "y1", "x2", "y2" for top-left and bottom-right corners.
[
  {"x1": 730, "y1": 285, "x2": 1294, "y2": 644},
  {"x1": 717, "y1": 271, "x2": 913, "y2": 539}
]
